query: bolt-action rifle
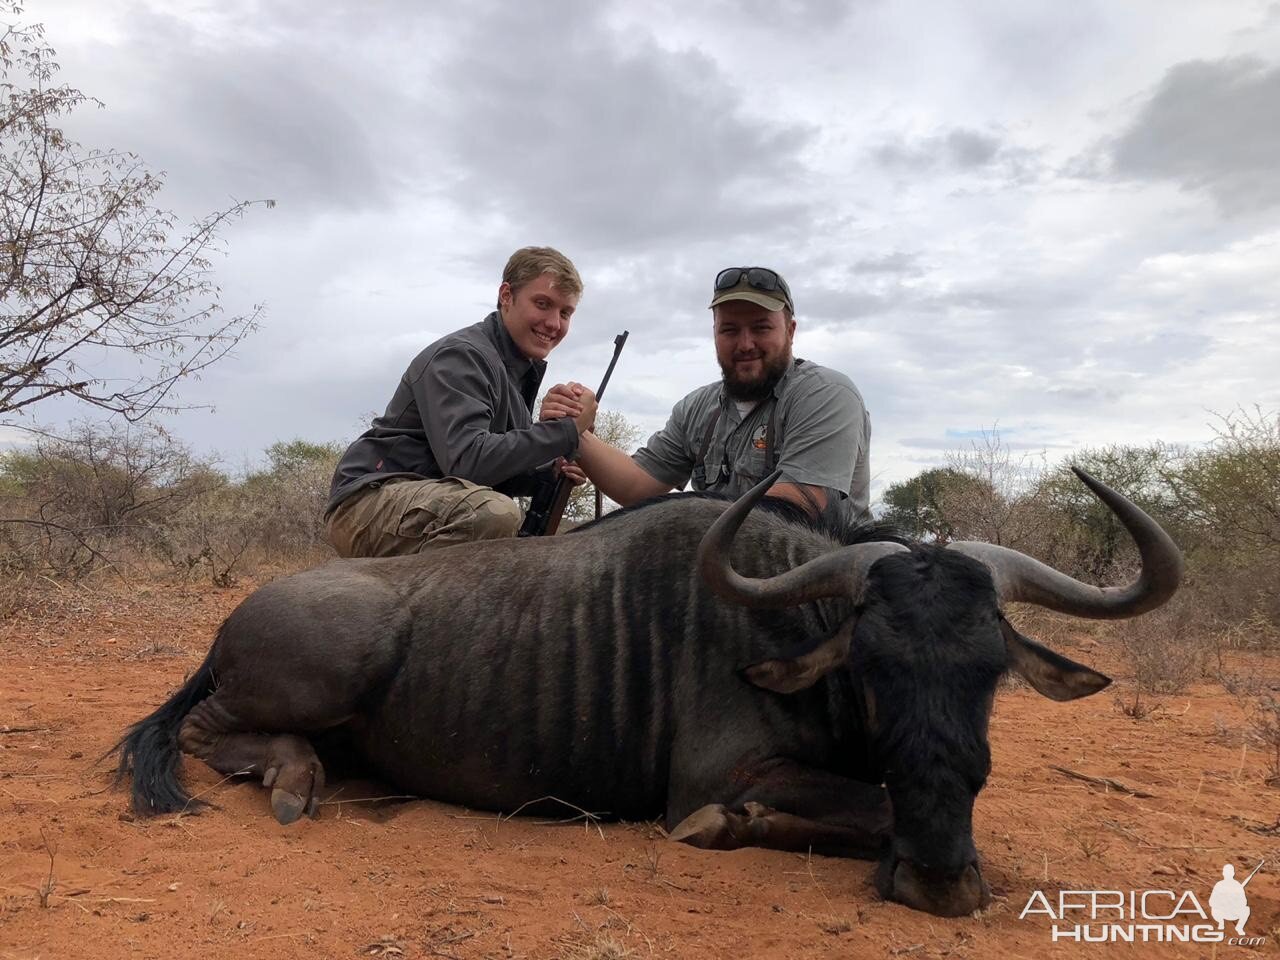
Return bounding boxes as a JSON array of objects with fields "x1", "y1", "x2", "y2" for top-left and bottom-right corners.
[{"x1": 518, "y1": 330, "x2": 628, "y2": 537}]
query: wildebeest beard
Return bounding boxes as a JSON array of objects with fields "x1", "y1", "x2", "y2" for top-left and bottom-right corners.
[{"x1": 720, "y1": 349, "x2": 793, "y2": 402}]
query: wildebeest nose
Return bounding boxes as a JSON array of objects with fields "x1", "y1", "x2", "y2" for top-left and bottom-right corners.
[{"x1": 883, "y1": 858, "x2": 991, "y2": 918}]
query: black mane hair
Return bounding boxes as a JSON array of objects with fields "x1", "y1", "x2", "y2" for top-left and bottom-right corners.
[{"x1": 569, "y1": 489, "x2": 911, "y2": 548}]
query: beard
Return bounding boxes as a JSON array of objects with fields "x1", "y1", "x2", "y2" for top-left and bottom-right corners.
[{"x1": 720, "y1": 350, "x2": 792, "y2": 402}]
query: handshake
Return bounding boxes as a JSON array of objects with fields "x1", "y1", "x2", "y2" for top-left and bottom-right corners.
[
  {"x1": 519, "y1": 332, "x2": 628, "y2": 537},
  {"x1": 540, "y1": 381, "x2": 599, "y2": 438}
]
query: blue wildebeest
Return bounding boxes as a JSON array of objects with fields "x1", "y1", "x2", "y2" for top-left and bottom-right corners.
[{"x1": 115, "y1": 468, "x2": 1181, "y2": 916}]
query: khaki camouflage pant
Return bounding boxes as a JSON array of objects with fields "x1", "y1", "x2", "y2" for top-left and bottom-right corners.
[{"x1": 325, "y1": 477, "x2": 522, "y2": 558}]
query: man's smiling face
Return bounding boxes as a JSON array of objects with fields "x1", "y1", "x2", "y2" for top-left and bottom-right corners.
[
  {"x1": 499, "y1": 274, "x2": 578, "y2": 361},
  {"x1": 713, "y1": 300, "x2": 796, "y2": 401}
]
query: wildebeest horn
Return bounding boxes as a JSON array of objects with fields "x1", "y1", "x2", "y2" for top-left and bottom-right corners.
[
  {"x1": 697, "y1": 470, "x2": 907, "y2": 609},
  {"x1": 947, "y1": 467, "x2": 1183, "y2": 619}
]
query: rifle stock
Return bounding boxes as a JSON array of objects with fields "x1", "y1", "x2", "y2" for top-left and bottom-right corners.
[
  {"x1": 542, "y1": 475, "x2": 576, "y2": 536},
  {"x1": 518, "y1": 469, "x2": 566, "y2": 537}
]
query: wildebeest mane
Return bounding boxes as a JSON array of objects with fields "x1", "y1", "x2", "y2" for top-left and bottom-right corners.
[{"x1": 570, "y1": 490, "x2": 910, "y2": 548}]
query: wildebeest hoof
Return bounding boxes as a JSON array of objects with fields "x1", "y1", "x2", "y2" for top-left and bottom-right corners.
[
  {"x1": 259, "y1": 737, "x2": 324, "y2": 824},
  {"x1": 270, "y1": 787, "x2": 309, "y2": 825},
  {"x1": 669, "y1": 804, "x2": 737, "y2": 849}
]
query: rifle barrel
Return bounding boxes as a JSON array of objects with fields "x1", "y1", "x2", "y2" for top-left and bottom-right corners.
[{"x1": 595, "y1": 331, "x2": 628, "y2": 402}]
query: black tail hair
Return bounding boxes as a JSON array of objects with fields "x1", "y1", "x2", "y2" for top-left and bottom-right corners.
[{"x1": 111, "y1": 627, "x2": 221, "y2": 816}]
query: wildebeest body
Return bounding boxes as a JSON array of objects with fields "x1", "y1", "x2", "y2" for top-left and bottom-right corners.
[
  {"x1": 194, "y1": 500, "x2": 858, "y2": 822},
  {"x1": 118, "y1": 469, "x2": 1182, "y2": 918}
]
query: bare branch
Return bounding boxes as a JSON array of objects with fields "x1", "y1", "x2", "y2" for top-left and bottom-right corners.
[{"x1": 0, "y1": 5, "x2": 267, "y2": 422}]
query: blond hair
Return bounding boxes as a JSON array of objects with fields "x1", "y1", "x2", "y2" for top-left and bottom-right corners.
[{"x1": 498, "y1": 246, "x2": 583, "y2": 308}]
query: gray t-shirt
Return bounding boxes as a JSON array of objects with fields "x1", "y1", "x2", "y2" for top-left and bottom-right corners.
[{"x1": 632, "y1": 359, "x2": 871, "y2": 523}]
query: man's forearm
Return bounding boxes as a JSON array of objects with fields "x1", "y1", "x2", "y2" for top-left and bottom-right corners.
[
  {"x1": 767, "y1": 482, "x2": 829, "y2": 519},
  {"x1": 577, "y1": 432, "x2": 670, "y2": 506},
  {"x1": 440, "y1": 417, "x2": 579, "y2": 488}
]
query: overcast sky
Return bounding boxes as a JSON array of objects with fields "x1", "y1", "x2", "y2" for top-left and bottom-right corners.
[{"x1": 10, "y1": 0, "x2": 1280, "y2": 496}]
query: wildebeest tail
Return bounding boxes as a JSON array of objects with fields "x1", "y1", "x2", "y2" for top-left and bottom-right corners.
[{"x1": 111, "y1": 627, "x2": 221, "y2": 816}]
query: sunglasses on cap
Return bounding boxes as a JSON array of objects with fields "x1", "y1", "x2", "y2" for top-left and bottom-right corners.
[{"x1": 713, "y1": 267, "x2": 794, "y2": 310}]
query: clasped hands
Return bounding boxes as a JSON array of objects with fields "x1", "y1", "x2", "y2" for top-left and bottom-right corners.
[{"x1": 539, "y1": 382, "x2": 598, "y2": 486}]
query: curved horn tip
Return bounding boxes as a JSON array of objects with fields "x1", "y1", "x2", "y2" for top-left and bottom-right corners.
[
  {"x1": 1070, "y1": 465, "x2": 1103, "y2": 491},
  {"x1": 717, "y1": 468, "x2": 785, "y2": 518},
  {"x1": 723, "y1": 467, "x2": 784, "y2": 520},
  {"x1": 1070, "y1": 466, "x2": 1129, "y2": 508},
  {"x1": 980, "y1": 463, "x2": 1183, "y2": 617},
  {"x1": 758, "y1": 467, "x2": 784, "y2": 493}
]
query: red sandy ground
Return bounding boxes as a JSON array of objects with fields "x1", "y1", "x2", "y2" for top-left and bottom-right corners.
[{"x1": 1, "y1": 580, "x2": 1277, "y2": 959}]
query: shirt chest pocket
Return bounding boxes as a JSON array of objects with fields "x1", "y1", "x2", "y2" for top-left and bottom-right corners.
[
  {"x1": 691, "y1": 450, "x2": 726, "y2": 491},
  {"x1": 732, "y1": 440, "x2": 771, "y2": 487}
]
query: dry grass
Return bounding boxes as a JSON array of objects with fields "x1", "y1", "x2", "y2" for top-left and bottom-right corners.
[
  {"x1": 1073, "y1": 833, "x2": 1110, "y2": 861},
  {"x1": 811, "y1": 913, "x2": 854, "y2": 935},
  {"x1": 1248, "y1": 696, "x2": 1280, "y2": 787},
  {"x1": 1112, "y1": 594, "x2": 1215, "y2": 694},
  {"x1": 1216, "y1": 611, "x2": 1280, "y2": 652},
  {"x1": 562, "y1": 934, "x2": 632, "y2": 960},
  {"x1": 35, "y1": 829, "x2": 56, "y2": 909},
  {"x1": 1114, "y1": 687, "x2": 1162, "y2": 721}
]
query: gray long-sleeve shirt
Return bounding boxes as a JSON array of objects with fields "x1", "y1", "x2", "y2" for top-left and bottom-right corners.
[{"x1": 326, "y1": 312, "x2": 579, "y2": 515}]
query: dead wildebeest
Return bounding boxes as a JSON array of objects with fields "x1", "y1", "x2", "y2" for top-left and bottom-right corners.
[{"x1": 115, "y1": 468, "x2": 1181, "y2": 916}]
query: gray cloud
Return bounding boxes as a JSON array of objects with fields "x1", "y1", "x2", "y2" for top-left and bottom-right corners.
[
  {"x1": 719, "y1": 0, "x2": 859, "y2": 28},
  {"x1": 1110, "y1": 56, "x2": 1280, "y2": 214},
  {"x1": 896, "y1": 433, "x2": 1065, "y2": 452},
  {"x1": 1044, "y1": 384, "x2": 1124, "y2": 404},
  {"x1": 849, "y1": 251, "x2": 923, "y2": 276},
  {"x1": 796, "y1": 286, "x2": 891, "y2": 325},
  {"x1": 433, "y1": 3, "x2": 818, "y2": 249},
  {"x1": 59, "y1": 8, "x2": 405, "y2": 220},
  {"x1": 871, "y1": 127, "x2": 1041, "y2": 183}
]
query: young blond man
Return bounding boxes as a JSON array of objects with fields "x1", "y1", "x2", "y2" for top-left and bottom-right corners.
[{"x1": 326, "y1": 247, "x2": 597, "y2": 556}]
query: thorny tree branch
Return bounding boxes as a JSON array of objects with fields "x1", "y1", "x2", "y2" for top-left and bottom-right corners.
[{"x1": 0, "y1": 4, "x2": 269, "y2": 423}]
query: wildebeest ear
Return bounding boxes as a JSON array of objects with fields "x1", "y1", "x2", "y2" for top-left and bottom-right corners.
[
  {"x1": 743, "y1": 616, "x2": 857, "y2": 694},
  {"x1": 1000, "y1": 616, "x2": 1111, "y2": 701}
]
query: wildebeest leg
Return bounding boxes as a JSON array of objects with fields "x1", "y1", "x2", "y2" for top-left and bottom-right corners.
[
  {"x1": 179, "y1": 695, "x2": 332, "y2": 825},
  {"x1": 669, "y1": 761, "x2": 889, "y2": 858},
  {"x1": 669, "y1": 801, "x2": 886, "y2": 856}
]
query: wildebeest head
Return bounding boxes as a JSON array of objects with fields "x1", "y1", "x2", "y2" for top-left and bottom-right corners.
[{"x1": 697, "y1": 468, "x2": 1182, "y2": 917}]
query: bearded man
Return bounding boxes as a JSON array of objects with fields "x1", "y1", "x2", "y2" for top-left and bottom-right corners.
[{"x1": 545, "y1": 266, "x2": 870, "y2": 524}]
